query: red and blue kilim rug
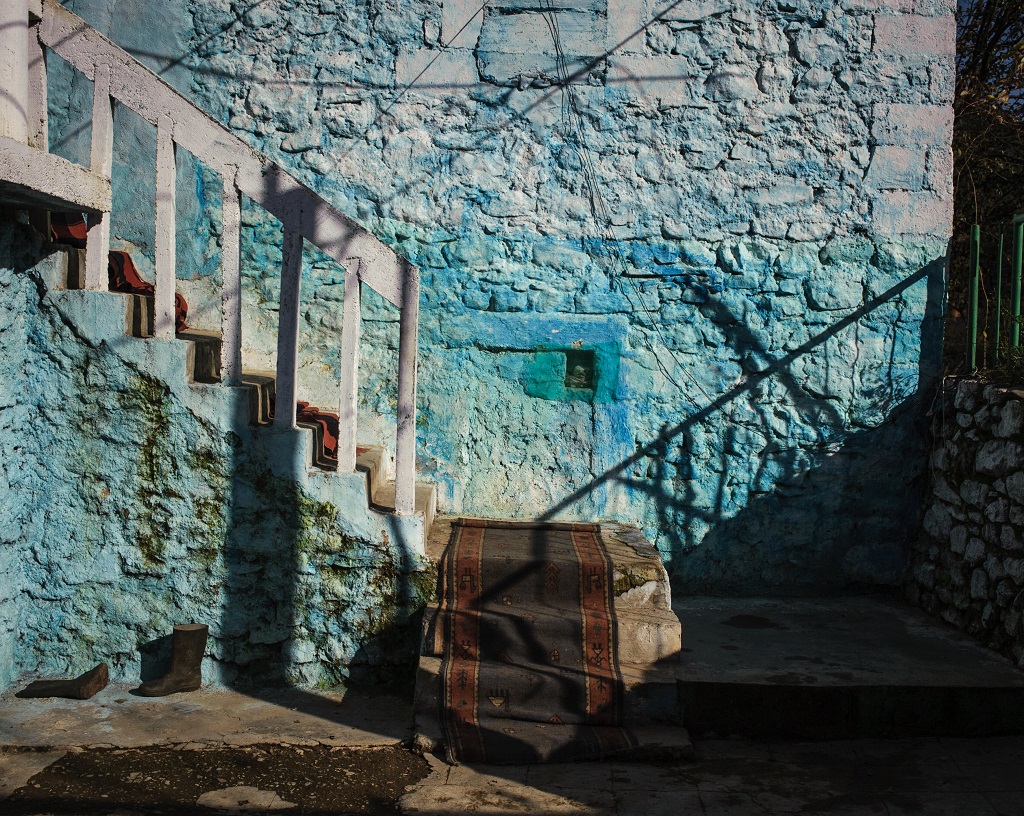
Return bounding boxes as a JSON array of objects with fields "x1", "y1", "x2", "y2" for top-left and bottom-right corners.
[{"x1": 439, "y1": 519, "x2": 637, "y2": 763}]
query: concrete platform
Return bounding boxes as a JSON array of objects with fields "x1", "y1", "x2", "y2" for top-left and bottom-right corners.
[
  {"x1": 674, "y1": 596, "x2": 1024, "y2": 740},
  {"x1": 0, "y1": 686, "x2": 412, "y2": 750}
]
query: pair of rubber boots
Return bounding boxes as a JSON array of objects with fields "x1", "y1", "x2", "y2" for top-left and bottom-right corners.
[{"x1": 15, "y1": 624, "x2": 207, "y2": 700}]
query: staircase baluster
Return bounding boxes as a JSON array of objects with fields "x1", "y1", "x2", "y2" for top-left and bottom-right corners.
[
  {"x1": 338, "y1": 262, "x2": 361, "y2": 473},
  {"x1": 220, "y1": 165, "x2": 242, "y2": 386},
  {"x1": 154, "y1": 114, "x2": 176, "y2": 339},
  {"x1": 35, "y1": 0, "x2": 425, "y2": 518},
  {"x1": 0, "y1": 0, "x2": 29, "y2": 143},
  {"x1": 84, "y1": 62, "x2": 113, "y2": 291},
  {"x1": 394, "y1": 262, "x2": 419, "y2": 515},
  {"x1": 25, "y1": 19, "x2": 50, "y2": 239},
  {"x1": 274, "y1": 218, "x2": 303, "y2": 429},
  {"x1": 26, "y1": 21, "x2": 47, "y2": 150}
]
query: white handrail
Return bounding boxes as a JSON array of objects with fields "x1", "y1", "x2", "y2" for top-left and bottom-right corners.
[
  {"x1": 1, "y1": 0, "x2": 29, "y2": 143},
  {"x1": 84, "y1": 61, "x2": 112, "y2": 292},
  {"x1": 37, "y1": 0, "x2": 415, "y2": 308},
  {"x1": 27, "y1": 0, "x2": 421, "y2": 516},
  {"x1": 220, "y1": 166, "x2": 243, "y2": 387},
  {"x1": 338, "y1": 263, "x2": 362, "y2": 474},
  {"x1": 154, "y1": 114, "x2": 176, "y2": 340}
]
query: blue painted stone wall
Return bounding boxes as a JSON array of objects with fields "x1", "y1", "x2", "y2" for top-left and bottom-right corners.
[
  {"x1": 23, "y1": 0, "x2": 955, "y2": 642},
  {"x1": 0, "y1": 219, "x2": 432, "y2": 690}
]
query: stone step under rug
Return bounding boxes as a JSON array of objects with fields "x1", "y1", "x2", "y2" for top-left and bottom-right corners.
[{"x1": 436, "y1": 519, "x2": 644, "y2": 764}]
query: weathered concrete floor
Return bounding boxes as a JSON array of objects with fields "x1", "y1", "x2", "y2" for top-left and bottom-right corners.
[
  {"x1": 402, "y1": 737, "x2": 1024, "y2": 815},
  {"x1": 673, "y1": 596, "x2": 1024, "y2": 687},
  {"x1": 3, "y1": 600, "x2": 1024, "y2": 813},
  {"x1": 0, "y1": 686, "x2": 411, "y2": 750},
  {"x1": 673, "y1": 596, "x2": 1024, "y2": 740},
  {"x1": 2, "y1": 735, "x2": 1023, "y2": 814}
]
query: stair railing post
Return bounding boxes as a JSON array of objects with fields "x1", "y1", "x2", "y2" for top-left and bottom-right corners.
[
  {"x1": 26, "y1": 18, "x2": 49, "y2": 239},
  {"x1": 84, "y1": 62, "x2": 113, "y2": 291},
  {"x1": 26, "y1": 19, "x2": 46, "y2": 150},
  {"x1": 968, "y1": 224, "x2": 980, "y2": 372},
  {"x1": 274, "y1": 215, "x2": 303, "y2": 429},
  {"x1": 0, "y1": 0, "x2": 30, "y2": 143},
  {"x1": 220, "y1": 165, "x2": 243, "y2": 386},
  {"x1": 1013, "y1": 218, "x2": 1023, "y2": 350},
  {"x1": 337, "y1": 261, "x2": 361, "y2": 473},
  {"x1": 394, "y1": 261, "x2": 419, "y2": 515},
  {"x1": 154, "y1": 114, "x2": 176, "y2": 339},
  {"x1": 994, "y1": 231, "x2": 1004, "y2": 365}
]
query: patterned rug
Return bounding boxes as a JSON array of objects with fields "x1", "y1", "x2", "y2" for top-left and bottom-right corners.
[
  {"x1": 50, "y1": 213, "x2": 188, "y2": 332},
  {"x1": 439, "y1": 519, "x2": 636, "y2": 764}
]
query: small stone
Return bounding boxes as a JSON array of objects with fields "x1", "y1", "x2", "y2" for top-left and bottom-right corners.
[
  {"x1": 995, "y1": 401, "x2": 1024, "y2": 438},
  {"x1": 954, "y1": 379, "x2": 982, "y2": 412},
  {"x1": 1007, "y1": 471, "x2": 1024, "y2": 504},
  {"x1": 976, "y1": 441, "x2": 1024, "y2": 476},
  {"x1": 1006, "y1": 608, "x2": 1023, "y2": 638},
  {"x1": 996, "y1": 580, "x2": 1017, "y2": 607},
  {"x1": 986, "y1": 554, "x2": 1007, "y2": 581},
  {"x1": 949, "y1": 525, "x2": 968, "y2": 555},
  {"x1": 914, "y1": 562, "x2": 936, "y2": 589},
  {"x1": 931, "y1": 447, "x2": 950, "y2": 472},
  {"x1": 1002, "y1": 526, "x2": 1024, "y2": 552},
  {"x1": 961, "y1": 479, "x2": 991, "y2": 508},
  {"x1": 965, "y1": 538, "x2": 987, "y2": 565},
  {"x1": 985, "y1": 498, "x2": 1010, "y2": 523},
  {"x1": 922, "y1": 503, "x2": 954, "y2": 539},
  {"x1": 956, "y1": 412, "x2": 974, "y2": 428},
  {"x1": 971, "y1": 569, "x2": 989, "y2": 600},
  {"x1": 1005, "y1": 558, "x2": 1024, "y2": 585},
  {"x1": 705, "y1": 65, "x2": 760, "y2": 101}
]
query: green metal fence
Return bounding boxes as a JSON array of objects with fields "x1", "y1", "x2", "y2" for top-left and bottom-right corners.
[{"x1": 965, "y1": 215, "x2": 1024, "y2": 372}]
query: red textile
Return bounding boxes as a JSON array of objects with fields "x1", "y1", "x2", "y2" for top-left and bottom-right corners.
[
  {"x1": 50, "y1": 213, "x2": 88, "y2": 249},
  {"x1": 108, "y1": 250, "x2": 188, "y2": 333},
  {"x1": 296, "y1": 401, "x2": 340, "y2": 460}
]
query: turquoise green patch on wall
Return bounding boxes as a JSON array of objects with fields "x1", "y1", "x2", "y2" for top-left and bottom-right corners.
[{"x1": 523, "y1": 343, "x2": 620, "y2": 403}]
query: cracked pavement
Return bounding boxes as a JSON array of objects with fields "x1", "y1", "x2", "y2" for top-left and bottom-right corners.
[{"x1": 1, "y1": 687, "x2": 1022, "y2": 814}]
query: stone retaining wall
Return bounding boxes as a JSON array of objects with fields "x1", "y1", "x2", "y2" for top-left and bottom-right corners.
[{"x1": 909, "y1": 378, "x2": 1024, "y2": 669}]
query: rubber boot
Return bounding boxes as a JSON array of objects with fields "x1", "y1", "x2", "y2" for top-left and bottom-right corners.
[
  {"x1": 16, "y1": 663, "x2": 109, "y2": 700},
  {"x1": 136, "y1": 624, "x2": 208, "y2": 697}
]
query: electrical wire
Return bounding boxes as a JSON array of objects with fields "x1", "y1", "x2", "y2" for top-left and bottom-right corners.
[{"x1": 539, "y1": 0, "x2": 714, "y2": 404}]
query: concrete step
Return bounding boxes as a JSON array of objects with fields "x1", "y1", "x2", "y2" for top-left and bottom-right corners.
[
  {"x1": 424, "y1": 518, "x2": 674, "y2": 615},
  {"x1": 371, "y1": 480, "x2": 437, "y2": 542},
  {"x1": 420, "y1": 600, "x2": 681, "y2": 667},
  {"x1": 241, "y1": 369, "x2": 276, "y2": 425},
  {"x1": 674, "y1": 596, "x2": 1024, "y2": 740},
  {"x1": 413, "y1": 655, "x2": 680, "y2": 730},
  {"x1": 412, "y1": 692, "x2": 692, "y2": 763},
  {"x1": 122, "y1": 295, "x2": 222, "y2": 385},
  {"x1": 177, "y1": 328, "x2": 221, "y2": 384}
]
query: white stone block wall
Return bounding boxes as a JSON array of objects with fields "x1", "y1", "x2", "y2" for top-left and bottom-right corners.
[{"x1": 910, "y1": 380, "x2": 1024, "y2": 670}]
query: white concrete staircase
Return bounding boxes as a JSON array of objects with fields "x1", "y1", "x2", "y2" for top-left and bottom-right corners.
[
  {"x1": 1, "y1": 0, "x2": 436, "y2": 552},
  {"x1": 117, "y1": 293, "x2": 438, "y2": 529}
]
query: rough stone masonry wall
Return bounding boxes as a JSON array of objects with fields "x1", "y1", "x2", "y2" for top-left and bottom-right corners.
[
  {"x1": 42, "y1": 0, "x2": 954, "y2": 596},
  {"x1": 0, "y1": 218, "x2": 432, "y2": 691},
  {"x1": 909, "y1": 379, "x2": 1024, "y2": 670}
]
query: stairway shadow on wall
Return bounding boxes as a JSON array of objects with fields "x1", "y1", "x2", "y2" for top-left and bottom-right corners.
[{"x1": 539, "y1": 255, "x2": 947, "y2": 596}]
